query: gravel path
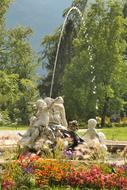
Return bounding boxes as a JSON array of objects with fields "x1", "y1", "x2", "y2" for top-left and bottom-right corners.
[
  {"x1": 0, "y1": 130, "x2": 26, "y2": 146},
  {"x1": 0, "y1": 129, "x2": 127, "y2": 146},
  {"x1": 0, "y1": 130, "x2": 26, "y2": 137}
]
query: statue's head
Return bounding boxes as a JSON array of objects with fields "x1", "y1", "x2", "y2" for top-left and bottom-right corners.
[
  {"x1": 36, "y1": 99, "x2": 47, "y2": 109},
  {"x1": 55, "y1": 96, "x2": 64, "y2": 104},
  {"x1": 44, "y1": 97, "x2": 54, "y2": 106},
  {"x1": 88, "y1": 118, "x2": 97, "y2": 129}
]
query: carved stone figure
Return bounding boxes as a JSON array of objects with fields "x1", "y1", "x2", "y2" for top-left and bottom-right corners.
[
  {"x1": 20, "y1": 97, "x2": 63, "y2": 148},
  {"x1": 19, "y1": 98, "x2": 107, "y2": 160},
  {"x1": 84, "y1": 119, "x2": 99, "y2": 142},
  {"x1": 83, "y1": 118, "x2": 107, "y2": 150},
  {"x1": 44, "y1": 96, "x2": 68, "y2": 128}
]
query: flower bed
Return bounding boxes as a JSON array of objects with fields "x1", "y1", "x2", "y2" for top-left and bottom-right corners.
[{"x1": 1, "y1": 152, "x2": 127, "y2": 190}]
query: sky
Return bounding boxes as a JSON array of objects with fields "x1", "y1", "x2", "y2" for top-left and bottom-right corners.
[
  {"x1": 6, "y1": 0, "x2": 72, "y2": 52},
  {"x1": 6, "y1": 0, "x2": 94, "y2": 75}
]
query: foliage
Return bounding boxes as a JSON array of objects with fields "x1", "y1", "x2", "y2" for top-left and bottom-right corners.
[
  {"x1": 38, "y1": 0, "x2": 127, "y2": 124},
  {"x1": 0, "y1": 69, "x2": 37, "y2": 124},
  {"x1": 38, "y1": 0, "x2": 88, "y2": 98},
  {"x1": 0, "y1": 1, "x2": 38, "y2": 124},
  {"x1": 63, "y1": 0, "x2": 127, "y2": 123},
  {"x1": 5, "y1": 26, "x2": 36, "y2": 78},
  {"x1": 0, "y1": 71, "x2": 19, "y2": 124}
]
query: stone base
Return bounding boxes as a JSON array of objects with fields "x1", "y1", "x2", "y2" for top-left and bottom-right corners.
[{"x1": 105, "y1": 140, "x2": 127, "y2": 153}]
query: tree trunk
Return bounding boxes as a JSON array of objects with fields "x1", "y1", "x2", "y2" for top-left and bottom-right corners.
[{"x1": 101, "y1": 97, "x2": 109, "y2": 127}]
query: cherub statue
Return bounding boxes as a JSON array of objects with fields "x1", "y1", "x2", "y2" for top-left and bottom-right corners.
[
  {"x1": 19, "y1": 97, "x2": 62, "y2": 148},
  {"x1": 83, "y1": 119, "x2": 107, "y2": 150},
  {"x1": 44, "y1": 96, "x2": 68, "y2": 128}
]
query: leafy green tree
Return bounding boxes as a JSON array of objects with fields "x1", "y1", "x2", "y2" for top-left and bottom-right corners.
[
  {"x1": 123, "y1": 1, "x2": 127, "y2": 18},
  {"x1": 6, "y1": 26, "x2": 36, "y2": 78},
  {"x1": 0, "y1": 71, "x2": 19, "y2": 106},
  {"x1": 38, "y1": 0, "x2": 88, "y2": 98},
  {"x1": 0, "y1": 71, "x2": 37, "y2": 124},
  {"x1": 6, "y1": 26, "x2": 38, "y2": 124},
  {"x1": 0, "y1": 71, "x2": 19, "y2": 122},
  {"x1": 0, "y1": 0, "x2": 11, "y2": 71},
  {"x1": 123, "y1": 2, "x2": 127, "y2": 60},
  {"x1": 63, "y1": 0, "x2": 127, "y2": 125},
  {"x1": 0, "y1": 1, "x2": 38, "y2": 124}
]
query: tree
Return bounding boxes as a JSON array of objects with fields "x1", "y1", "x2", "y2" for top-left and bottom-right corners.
[
  {"x1": 0, "y1": 71, "x2": 19, "y2": 106},
  {"x1": 0, "y1": 1, "x2": 38, "y2": 124},
  {"x1": 6, "y1": 26, "x2": 36, "y2": 78},
  {"x1": 38, "y1": 0, "x2": 88, "y2": 98},
  {"x1": 6, "y1": 26, "x2": 38, "y2": 124},
  {"x1": 0, "y1": 71, "x2": 19, "y2": 122},
  {"x1": 123, "y1": 2, "x2": 127, "y2": 60},
  {"x1": 63, "y1": 0, "x2": 127, "y2": 124},
  {"x1": 0, "y1": 0, "x2": 11, "y2": 71}
]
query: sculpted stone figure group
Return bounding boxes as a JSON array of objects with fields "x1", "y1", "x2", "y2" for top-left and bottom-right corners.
[
  {"x1": 20, "y1": 96, "x2": 68, "y2": 148},
  {"x1": 19, "y1": 96, "x2": 107, "y2": 159}
]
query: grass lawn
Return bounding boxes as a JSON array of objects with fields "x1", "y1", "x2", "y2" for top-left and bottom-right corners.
[
  {"x1": 0, "y1": 124, "x2": 28, "y2": 130},
  {"x1": 0, "y1": 124, "x2": 127, "y2": 141},
  {"x1": 98, "y1": 127, "x2": 127, "y2": 141},
  {"x1": 78, "y1": 127, "x2": 127, "y2": 141}
]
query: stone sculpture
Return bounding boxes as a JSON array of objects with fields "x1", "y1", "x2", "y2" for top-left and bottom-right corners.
[
  {"x1": 19, "y1": 96, "x2": 107, "y2": 160},
  {"x1": 44, "y1": 96, "x2": 68, "y2": 128},
  {"x1": 83, "y1": 118, "x2": 107, "y2": 151},
  {"x1": 19, "y1": 96, "x2": 68, "y2": 149}
]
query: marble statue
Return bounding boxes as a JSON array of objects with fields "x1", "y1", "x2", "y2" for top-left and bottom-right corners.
[
  {"x1": 44, "y1": 96, "x2": 68, "y2": 128},
  {"x1": 83, "y1": 118, "x2": 107, "y2": 150},
  {"x1": 71, "y1": 119, "x2": 107, "y2": 160},
  {"x1": 19, "y1": 97, "x2": 107, "y2": 160},
  {"x1": 20, "y1": 97, "x2": 64, "y2": 148}
]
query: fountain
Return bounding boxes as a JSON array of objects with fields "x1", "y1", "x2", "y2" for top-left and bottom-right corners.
[
  {"x1": 49, "y1": 5, "x2": 97, "y2": 99},
  {"x1": 4, "y1": 5, "x2": 106, "y2": 161},
  {"x1": 50, "y1": 6, "x2": 84, "y2": 97},
  {"x1": 0, "y1": 5, "x2": 102, "y2": 164},
  {"x1": 18, "y1": 94, "x2": 107, "y2": 161},
  {"x1": 1, "y1": 6, "x2": 122, "y2": 163},
  {"x1": 1, "y1": 6, "x2": 127, "y2": 190},
  {"x1": 15, "y1": 5, "x2": 107, "y2": 160}
]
